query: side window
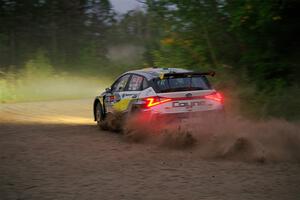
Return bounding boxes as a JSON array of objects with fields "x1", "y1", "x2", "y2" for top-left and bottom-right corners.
[
  {"x1": 128, "y1": 75, "x2": 144, "y2": 91},
  {"x1": 142, "y1": 79, "x2": 149, "y2": 90},
  {"x1": 112, "y1": 74, "x2": 131, "y2": 92}
]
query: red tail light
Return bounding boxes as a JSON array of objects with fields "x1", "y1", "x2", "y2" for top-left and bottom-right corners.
[
  {"x1": 145, "y1": 96, "x2": 172, "y2": 108},
  {"x1": 204, "y1": 92, "x2": 224, "y2": 103}
]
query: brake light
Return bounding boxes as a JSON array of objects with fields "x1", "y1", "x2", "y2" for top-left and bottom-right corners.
[
  {"x1": 204, "y1": 92, "x2": 223, "y2": 103},
  {"x1": 145, "y1": 97, "x2": 172, "y2": 108}
]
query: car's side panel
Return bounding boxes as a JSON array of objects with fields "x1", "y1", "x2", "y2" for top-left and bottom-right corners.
[
  {"x1": 112, "y1": 91, "x2": 139, "y2": 111},
  {"x1": 109, "y1": 74, "x2": 146, "y2": 113},
  {"x1": 103, "y1": 93, "x2": 114, "y2": 113},
  {"x1": 138, "y1": 87, "x2": 157, "y2": 98},
  {"x1": 104, "y1": 74, "x2": 132, "y2": 113}
]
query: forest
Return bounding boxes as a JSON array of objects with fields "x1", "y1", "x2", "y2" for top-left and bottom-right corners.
[{"x1": 0, "y1": 0, "x2": 299, "y2": 120}]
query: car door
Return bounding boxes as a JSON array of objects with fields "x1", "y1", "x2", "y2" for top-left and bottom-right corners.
[
  {"x1": 104, "y1": 74, "x2": 131, "y2": 113},
  {"x1": 113, "y1": 74, "x2": 145, "y2": 112}
]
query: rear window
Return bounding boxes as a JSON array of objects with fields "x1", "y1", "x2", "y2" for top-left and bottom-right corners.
[{"x1": 154, "y1": 76, "x2": 211, "y2": 93}]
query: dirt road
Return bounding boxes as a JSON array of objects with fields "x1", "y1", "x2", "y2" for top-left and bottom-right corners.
[{"x1": 1, "y1": 100, "x2": 300, "y2": 200}]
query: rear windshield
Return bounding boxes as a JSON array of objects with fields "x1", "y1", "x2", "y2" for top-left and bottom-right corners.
[{"x1": 154, "y1": 76, "x2": 211, "y2": 93}]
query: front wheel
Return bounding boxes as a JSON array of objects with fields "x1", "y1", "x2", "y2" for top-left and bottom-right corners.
[{"x1": 95, "y1": 103, "x2": 106, "y2": 129}]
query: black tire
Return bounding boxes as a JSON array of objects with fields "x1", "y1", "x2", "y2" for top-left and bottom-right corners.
[{"x1": 95, "y1": 103, "x2": 105, "y2": 129}]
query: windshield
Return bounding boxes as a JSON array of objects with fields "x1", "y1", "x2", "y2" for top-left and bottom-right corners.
[{"x1": 154, "y1": 76, "x2": 211, "y2": 93}]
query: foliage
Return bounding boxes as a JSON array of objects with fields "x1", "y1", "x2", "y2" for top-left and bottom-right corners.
[{"x1": 22, "y1": 50, "x2": 54, "y2": 79}]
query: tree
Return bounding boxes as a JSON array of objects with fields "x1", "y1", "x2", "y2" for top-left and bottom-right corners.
[{"x1": 0, "y1": 0, "x2": 116, "y2": 71}]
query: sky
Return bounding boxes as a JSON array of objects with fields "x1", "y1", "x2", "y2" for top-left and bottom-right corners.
[{"x1": 110, "y1": 0, "x2": 144, "y2": 13}]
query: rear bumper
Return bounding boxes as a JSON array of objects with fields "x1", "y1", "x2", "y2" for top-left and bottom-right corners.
[
  {"x1": 140, "y1": 108, "x2": 225, "y2": 123},
  {"x1": 129, "y1": 103, "x2": 224, "y2": 121}
]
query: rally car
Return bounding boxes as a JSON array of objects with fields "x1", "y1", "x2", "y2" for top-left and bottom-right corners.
[{"x1": 93, "y1": 67, "x2": 224, "y2": 127}]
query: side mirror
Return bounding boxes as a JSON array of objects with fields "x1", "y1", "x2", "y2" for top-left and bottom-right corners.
[{"x1": 105, "y1": 87, "x2": 111, "y2": 93}]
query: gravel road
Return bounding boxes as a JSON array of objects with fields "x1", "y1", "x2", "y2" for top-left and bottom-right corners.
[{"x1": 1, "y1": 99, "x2": 300, "y2": 200}]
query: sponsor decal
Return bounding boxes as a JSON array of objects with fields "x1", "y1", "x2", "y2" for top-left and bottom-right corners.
[
  {"x1": 172, "y1": 101, "x2": 205, "y2": 109},
  {"x1": 122, "y1": 93, "x2": 138, "y2": 98}
]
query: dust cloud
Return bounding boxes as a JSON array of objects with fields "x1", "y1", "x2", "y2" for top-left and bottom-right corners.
[
  {"x1": 119, "y1": 113, "x2": 300, "y2": 163},
  {"x1": 0, "y1": 72, "x2": 111, "y2": 103}
]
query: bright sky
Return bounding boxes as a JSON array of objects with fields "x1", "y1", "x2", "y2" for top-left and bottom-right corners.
[{"x1": 110, "y1": 0, "x2": 143, "y2": 13}]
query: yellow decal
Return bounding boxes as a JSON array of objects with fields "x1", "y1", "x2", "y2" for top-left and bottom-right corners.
[
  {"x1": 113, "y1": 98, "x2": 132, "y2": 111},
  {"x1": 159, "y1": 73, "x2": 164, "y2": 80}
]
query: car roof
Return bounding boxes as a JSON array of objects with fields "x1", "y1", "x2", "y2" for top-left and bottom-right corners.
[{"x1": 123, "y1": 67, "x2": 192, "y2": 80}]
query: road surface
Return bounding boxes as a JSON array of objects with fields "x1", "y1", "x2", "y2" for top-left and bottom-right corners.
[{"x1": 0, "y1": 99, "x2": 300, "y2": 200}]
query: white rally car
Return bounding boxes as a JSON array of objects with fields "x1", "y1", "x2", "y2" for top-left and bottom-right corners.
[{"x1": 93, "y1": 67, "x2": 224, "y2": 127}]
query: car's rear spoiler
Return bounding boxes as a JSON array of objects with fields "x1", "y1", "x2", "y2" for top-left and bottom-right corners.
[{"x1": 159, "y1": 71, "x2": 216, "y2": 79}]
